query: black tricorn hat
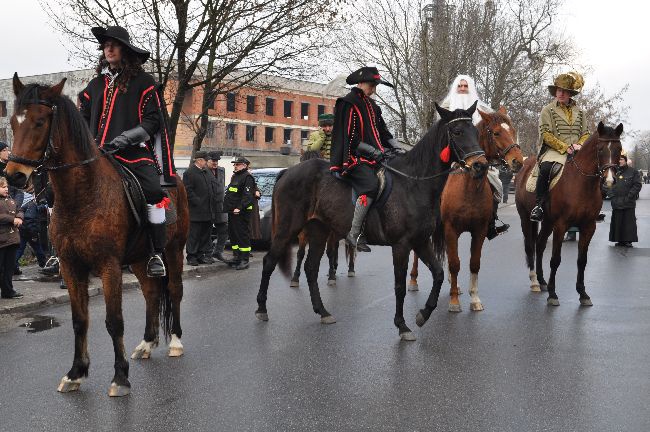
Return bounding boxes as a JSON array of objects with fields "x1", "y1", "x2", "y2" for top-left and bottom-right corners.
[
  {"x1": 346, "y1": 67, "x2": 394, "y2": 88},
  {"x1": 232, "y1": 156, "x2": 250, "y2": 165},
  {"x1": 92, "y1": 25, "x2": 150, "y2": 63}
]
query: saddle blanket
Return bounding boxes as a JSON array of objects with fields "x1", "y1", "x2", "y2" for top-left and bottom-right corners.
[{"x1": 526, "y1": 161, "x2": 566, "y2": 193}]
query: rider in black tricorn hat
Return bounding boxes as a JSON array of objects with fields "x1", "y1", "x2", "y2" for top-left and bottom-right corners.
[
  {"x1": 330, "y1": 66, "x2": 399, "y2": 252},
  {"x1": 78, "y1": 25, "x2": 176, "y2": 277}
]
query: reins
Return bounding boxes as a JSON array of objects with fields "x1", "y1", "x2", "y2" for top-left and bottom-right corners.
[{"x1": 567, "y1": 138, "x2": 619, "y2": 179}]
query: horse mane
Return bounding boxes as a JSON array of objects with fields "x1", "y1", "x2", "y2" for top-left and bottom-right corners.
[
  {"x1": 15, "y1": 83, "x2": 96, "y2": 160},
  {"x1": 300, "y1": 150, "x2": 321, "y2": 162}
]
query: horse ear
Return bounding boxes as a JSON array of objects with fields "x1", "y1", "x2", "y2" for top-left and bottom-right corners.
[
  {"x1": 478, "y1": 109, "x2": 490, "y2": 122},
  {"x1": 615, "y1": 123, "x2": 624, "y2": 136},
  {"x1": 467, "y1": 100, "x2": 478, "y2": 115},
  {"x1": 435, "y1": 102, "x2": 451, "y2": 121},
  {"x1": 43, "y1": 78, "x2": 67, "y2": 98},
  {"x1": 498, "y1": 106, "x2": 507, "y2": 115},
  {"x1": 13, "y1": 72, "x2": 24, "y2": 96},
  {"x1": 597, "y1": 121, "x2": 605, "y2": 135}
]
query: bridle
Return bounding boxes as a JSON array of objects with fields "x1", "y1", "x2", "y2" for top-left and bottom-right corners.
[
  {"x1": 569, "y1": 137, "x2": 619, "y2": 178},
  {"x1": 484, "y1": 121, "x2": 521, "y2": 167},
  {"x1": 381, "y1": 116, "x2": 485, "y2": 181},
  {"x1": 9, "y1": 99, "x2": 117, "y2": 173}
]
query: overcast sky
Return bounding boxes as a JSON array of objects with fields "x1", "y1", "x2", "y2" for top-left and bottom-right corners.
[{"x1": 1, "y1": 0, "x2": 648, "y2": 147}]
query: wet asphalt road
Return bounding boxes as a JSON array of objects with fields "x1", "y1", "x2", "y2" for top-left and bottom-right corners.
[{"x1": 1, "y1": 189, "x2": 650, "y2": 432}]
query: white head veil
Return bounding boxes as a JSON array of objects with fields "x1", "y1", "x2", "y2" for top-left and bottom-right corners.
[{"x1": 441, "y1": 74, "x2": 492, "y2": 124}]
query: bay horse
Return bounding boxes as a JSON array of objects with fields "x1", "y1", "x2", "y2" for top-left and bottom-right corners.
[
  {"x1": 256, "y1": 103, "x2": 488, "y2": 341},
  {"x1": 442, "y1": 108, "x2": 523, "y2": 312},
  {"x1": 6, "y1": 75, "x2": 189, "y2": 397},
  {"x1": 515, "y1": 122, "x2": 622, "y2": 306},
  {"x1": 291, "y1": 150, "x2": 356, "y2": 287}
]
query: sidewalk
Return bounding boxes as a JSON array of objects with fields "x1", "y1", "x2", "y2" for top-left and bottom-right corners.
[{"x1": 0, "y1": 257, "x2": 252, "y2": 315}]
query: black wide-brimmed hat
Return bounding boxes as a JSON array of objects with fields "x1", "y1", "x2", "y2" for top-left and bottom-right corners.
[
  {"x1": 92, "y1": 25, "x2": 150, "y2": 63},
  {"x1": 207, "y1": 151, "x2": 223, "y2": 161},
  {"x1": 232, "y1": 156, "x2": 250, "y2": 165},
  {"x1": 346, "y1": 67, "x2": 394, "y2": 88}
]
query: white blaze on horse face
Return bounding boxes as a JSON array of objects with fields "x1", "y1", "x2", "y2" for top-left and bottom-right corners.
[
  {"x1": 604, "y1": 142, "x2": 615, "y2": 187},
  {"x1": 500, "y1": 123, "x2": 510, "y2": 132},
  {"x1": 15, "y1": 110, "x2": 27, "y2": 125}
]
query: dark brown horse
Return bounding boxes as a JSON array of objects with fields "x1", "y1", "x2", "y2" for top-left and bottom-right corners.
[
  {"x1": 256, "y1": 103, "x2": 488, "y2": 341},
  {"x1": 442, "y1": 108, "x2": 523, "y2": 312},
  {"x1": 290, "y1": 150, "x2": 356, "y2": 287},
  {"x1": 515, "y1": 122, "x2": 622, "y2": 306},
  {"x1": 6, "y1": 75, "x2": 189, "y2": 397}
]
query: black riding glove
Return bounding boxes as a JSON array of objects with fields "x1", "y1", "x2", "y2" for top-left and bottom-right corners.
[
  {"x1": 357, "y1": 142, "x2": 384, "y2": 162},
  {"x1": 104, "y1": 125, "x2": 150, "y2": 152}
]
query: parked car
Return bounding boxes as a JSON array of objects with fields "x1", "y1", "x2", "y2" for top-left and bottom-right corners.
[{"x1": 251, "y1": 168, "x2": 286, "y2": 248}]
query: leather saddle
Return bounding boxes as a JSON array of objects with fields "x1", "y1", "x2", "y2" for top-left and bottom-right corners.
[{"x1": 332, "y1": 166, "x2": 393, "y2": 209}]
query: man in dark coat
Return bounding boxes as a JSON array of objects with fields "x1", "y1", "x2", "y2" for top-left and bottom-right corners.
[
  {"x1": 78, "y1": 25, "x2": 176, "y2": 277},
  {"x1": 207, "y1": 151, "x2": 229, "y2": 262},
  {"x1": 0, "y1": 142, "x2": 24, "y2": 208},
  {"x1": 609, "y1": 154, "x2": 642, "y2": 247},
  {"x1": 330, "y1": 66, "x2": 399, "y2": 252},
  {"x1": 183, "y1": 151, "x2": 214, "y2": 265},
  {"x1": 223, "y1": 156, "x2": 256, "y2": 270},
  {"x1": 499, "y1": 166, "x2": 514, "y2": 204}
]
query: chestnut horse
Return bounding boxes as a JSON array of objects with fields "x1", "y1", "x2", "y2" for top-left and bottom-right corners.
[
  {"x1": 255, "y1": 103, "x2": 488, "y2": 341},
  {"x1": 442, "y1": 108, "x2": 523, "y2": 312},
  {"x1": 6, "y1": 75, "x2": 189, "y2": 397},
  {"x1": 515, "y1": 122, "x2": 622, "y2": 306}
]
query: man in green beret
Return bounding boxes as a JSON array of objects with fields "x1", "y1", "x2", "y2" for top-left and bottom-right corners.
[
  {"x1": 306, "y1": 113, "x2": 335, "y2": 158},
  {"x1": 530, "y1": 72, "x2": 590, "y2": 223}
]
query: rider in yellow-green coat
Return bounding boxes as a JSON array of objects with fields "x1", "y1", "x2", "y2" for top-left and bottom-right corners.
[{"x1": 306, "y1": 114, "x2": 334, "y2": 158}]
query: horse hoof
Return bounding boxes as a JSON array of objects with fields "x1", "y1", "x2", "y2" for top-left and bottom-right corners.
[
  {"x1": 168, "y1": 347, "x2": 184, "y2": 357},
  {"x1": 289, "y1": 279, "x2": 299, "y2": 288},
  {"x1": 255, "y1": 312, "x2": 269, "y2": 321},
  {"x1": 580, "y1": 298, "x2": 593, "y2": 306},
  {"x1": 57, "y1": 376, "x2": 82, "y2": 393},
  {"x1": 547, "y1": 298, "x2": 560, "y2": 306},
  {"x1": 448, "y1": 304, "x2": 462, "y2": 313},
  {"x1": 320, "y1": 315, "x2": 337, "y2": 325},
  {"x1": 415, "y1": 311, "x2": 427, "y2": 328},
  {"x1": 327, "y1": 279, "x2": 336, "y2": 286},
  {"x1": 108, "y1": 383, "x2": 131, "y2": 397},
  {"x1": 530, "y1": 284, "x2": 541, "y2": 292},
  {"x1": 131, "y1": 340, "x2": 153, "y2": 359},
  {"x1": 470, "y1": 302, "x2": 484, "y2": 311},
  {"x1": 540, "y1": 284, "x2": 548, "y2": 292},
  {"x1": 408, "y1": 283, "x2": 419, "y2": 292},
  {"x1": 400, "y1": 331, "x2": 416, "y2": 342},
  {"x1": 347, "y1": 271, "x2": 355, "y2": 277}
]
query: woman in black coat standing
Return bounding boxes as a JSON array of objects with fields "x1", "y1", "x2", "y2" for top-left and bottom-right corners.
[{"x1": 609, "y1": 154, "x2": 642, "y2": 247}]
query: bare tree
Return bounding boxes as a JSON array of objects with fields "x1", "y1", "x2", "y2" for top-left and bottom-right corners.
[{"x1": 40, "y1": 0, "x2": 344, "y2": 151}]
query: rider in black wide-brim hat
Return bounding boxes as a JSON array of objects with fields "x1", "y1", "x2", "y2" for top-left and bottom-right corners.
[
  {"x1": 345, "y1": 66, "x2": 394, "y2": 88},
  {"x1": 91, "y1": 25, "x2": 150, "y2": 63}
]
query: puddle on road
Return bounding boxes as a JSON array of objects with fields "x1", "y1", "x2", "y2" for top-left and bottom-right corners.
[{"x1": 18, "y1": 315, "x2": 61, "y2": 333}]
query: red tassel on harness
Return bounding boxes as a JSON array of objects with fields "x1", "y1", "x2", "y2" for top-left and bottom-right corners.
[
  {"x1": 360, "y1": 194, "x2": 368, "y2": 207},
  {"x1": 440, "y1": 145, "x2": 451, "y2": 163},
  {"x1": 156, "y1": 197, "x2": 171, "y2": 209}
]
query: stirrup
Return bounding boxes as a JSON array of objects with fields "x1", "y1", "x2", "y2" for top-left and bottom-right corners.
[
  {"x1": 147, "y1": 254, "x2": 166, "y2": 277},
  {"x1": 44, "y1": 256, "x2": 59, "y2": 267}
]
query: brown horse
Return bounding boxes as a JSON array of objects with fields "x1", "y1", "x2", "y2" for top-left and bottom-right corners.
[
  {"x1": 515, "y1": 122, "x2": 622, "y2": 306},
  {"x1": 407, "y1": 108, "x2": 524, "y2": 303},
  {"x1": 6, "y1": 75, "x2": 189, "y2": 397},
  {"x1": 256, "y1": 103, "x2": 488, "y2": 341},
  {"x1": 442, "y1": 108, "x2": 523, "y2": 312}
]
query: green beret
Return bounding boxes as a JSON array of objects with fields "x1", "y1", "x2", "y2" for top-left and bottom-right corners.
[{"x1": 318, "y1": 113, "x2": 334, "y2": 126}]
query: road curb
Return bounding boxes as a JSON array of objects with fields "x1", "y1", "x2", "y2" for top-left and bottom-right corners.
[{"x1": 0, "y1": 260, "x2": 242, "y2": 316}]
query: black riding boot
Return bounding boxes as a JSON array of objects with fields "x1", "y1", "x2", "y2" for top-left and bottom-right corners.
[
  {"x1": 530, "y1": 162, "x2": 552, "y2": 222},
  {"x1": 346, "y1": 196, "x2": 373, "y2": 250},
  {"x1": 487, "y1": 201, "x2": 509, "y2": 240},
  {"x1": 147, "y1": 223, "x2": 167, "y2": 277},
  {"x1": 234, "y1": 251, "x2": 249, "y2": 270}
]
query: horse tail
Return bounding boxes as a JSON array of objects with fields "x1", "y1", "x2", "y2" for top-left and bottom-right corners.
[
  {"x1": 271, "y1": 194, "x2": 293, "y2": 279},
  {"x1": 432, "y1": 214, "x2": 447, "y2": 262},
  {"x1": 525, "y1": 220, "x2": 538, "y2": 270},
  {"x1": 159, "y1": 274, "x2": 173, "y2": 342}
]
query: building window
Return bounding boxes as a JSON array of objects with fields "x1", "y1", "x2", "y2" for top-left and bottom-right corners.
[
  {"x1": 246, "y1": 95, "x2": 256, "y2": 114},
  {"x1": 301, "y1": 102, "x2": 310, "y2": 120},
  {"x1": 265, "y1": 127, "x2": 275, "y2": 143},
  {"x1": 206, "y1": 121, "x2": 216, "y2": 139},
  {"x1": 0, "y1": 101, "x2": 6, "y2": 117},
  {"x1": 266, "y1": 98, "x2": 274, "y2": 116},
  {"x1": 317, "y1": 104, "x2": 325, "y2": 117},
  {"x1": 246, "y1": 125, "x2": 256, "y2": 142},
  {"x1": 226, "y1": 93, "x2": 236, "y2": 112},
  {"x1": 284, "y1": 100, "x2": 293, "y2": 118},
  {"x1": 301, "y1": 130, "x2": 310, "y2": 142},
  {"x1": 226, "y1": 123, "x2": 236, "y2": 140},
  {"x1": 283, "y1": 128, "x2": 293, "y2": 144}
]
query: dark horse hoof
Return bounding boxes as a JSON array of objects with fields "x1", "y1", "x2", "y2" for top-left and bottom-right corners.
[
  {"x1": 579, "y1": 298, "x2": 593, "y2": 306},
  {"x1": 547, "y1": 297, "x2": 560, "y2": 306},
  {"x1": 415, "y1": 310, "x2": 430, "y2": 327},
  {"x1": 255, "y1": 311, "x2": 269, "y2": 321}
]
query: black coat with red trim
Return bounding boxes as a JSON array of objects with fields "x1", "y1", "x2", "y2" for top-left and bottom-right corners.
[
  {"x1": 79, "y1": 70, "x2": 176, "y2": 184},
  {"x1": 330, "y1": 87, "x2": 394, "y2": 173}
]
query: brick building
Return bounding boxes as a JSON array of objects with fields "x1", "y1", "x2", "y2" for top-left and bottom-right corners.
[{"x1": 0, "y1": 69, "x2": 345, "y2": 167}]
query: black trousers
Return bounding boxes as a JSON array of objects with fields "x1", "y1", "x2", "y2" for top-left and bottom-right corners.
[
  {"x1": 128, "y1": 163, "x2": 165, "y2": 204},
  {"x1": 0, "y1": 244, "x2": 18, "y2": 296},
  {"x1": 345, "y1": 163, "x2": 379, "y2": 199},
  {"x1": 186, "y1": 221, "x2": 212, "y2": 260},
  {"x1": 212, "y1": 222, "x2": 228, "y2": 252},
  {"x1": 229, "y1": 211, "x2": 252, "y2": 253}
]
